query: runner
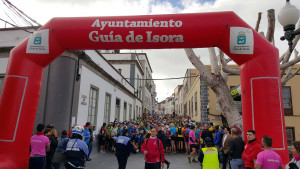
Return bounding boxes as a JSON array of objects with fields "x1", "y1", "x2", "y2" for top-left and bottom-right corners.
[
  {"x1": 169, "y1": 123, "x2": 177, "y2": 154},
  {"x1": 141, "y1": 128, "x2": 165, "y2": 169},
  {"x1": 184, "y1": 124, "x2": 190, "y2": 155},
  {"x1": 188, "y1": 125, "x2": 197, "y2": 163},
  {"x1": 177, "y1": 124, "x2": 184, "y2": 153},
  {"x1": 165, "y1": 125, "x2": 171, "y2": 154}
]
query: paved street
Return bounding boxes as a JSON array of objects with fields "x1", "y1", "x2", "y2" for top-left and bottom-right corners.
[
  {"x1": 85, "y1": 146, "x2": 227, "y2": 169},
  {"x1": 86, "y1": 150, "x2": 202, "y2": 169}
]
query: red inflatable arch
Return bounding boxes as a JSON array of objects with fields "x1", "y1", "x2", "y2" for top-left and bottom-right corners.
[{"x1": 0, "y1": 12, "x2": 289, "y2": 168}]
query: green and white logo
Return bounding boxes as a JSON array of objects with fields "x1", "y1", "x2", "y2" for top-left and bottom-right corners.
[
  {"x1": 34, "y1": 33, "x2": 42, "y2": 45},
  {"x1": 237, "y1": 31, "x2": 246, "y2": 45}
]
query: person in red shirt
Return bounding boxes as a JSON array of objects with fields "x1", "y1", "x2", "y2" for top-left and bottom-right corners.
[
  {"x1": 141, "y1": 128, "x2": 165, "y2": 169},
  {"x1": 67, "y1": 124, "x2": 77, "y2": 138},
  {"x1": 242, "y1": 130, "x2": 262, "y2": 169}
]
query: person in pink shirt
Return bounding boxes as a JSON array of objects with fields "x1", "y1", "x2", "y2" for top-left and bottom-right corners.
[
  {"x1": 188, "y1": 125, "x2": 197, "y2": 163},
  {"x1": 255, "y1": 135, "x2": 283, "y2": 169},
  {"x1": 29, "y1": 124, "x2": 50, "y2": 169}
]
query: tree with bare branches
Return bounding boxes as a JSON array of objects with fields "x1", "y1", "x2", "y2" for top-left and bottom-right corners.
[{"x1": 185, "y1": 9, "x2": 300, "y2": 133}]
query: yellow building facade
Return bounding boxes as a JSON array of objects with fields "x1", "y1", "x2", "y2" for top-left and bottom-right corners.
[{"x1": 183, "y1": 65, "x2": 300, "y2": 145}]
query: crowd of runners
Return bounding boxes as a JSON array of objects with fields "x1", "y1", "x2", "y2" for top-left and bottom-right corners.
[{"x1": 28, "y1": 113, "x2": 300, "y2": 169}]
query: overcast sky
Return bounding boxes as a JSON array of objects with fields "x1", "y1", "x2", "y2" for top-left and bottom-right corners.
[{"x1": 1, "y1": 0, "x2": 300, "y2": 101}]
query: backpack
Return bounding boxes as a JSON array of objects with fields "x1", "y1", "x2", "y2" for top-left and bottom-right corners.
[{"x1": 177, "y1": 127, "x2": 182, "y2": 135}]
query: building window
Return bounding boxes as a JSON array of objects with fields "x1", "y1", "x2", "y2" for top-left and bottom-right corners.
[
  {"x1": 181, "y1": 103, "x2": 183, "y2": 115},
  {"x1": 136, "y1": 74, "x2": 140, "y2": 97},
  {"x1": 123, "y1": 102, "x2": 127, "y2": 121},
  {"x1": 195, "y1": 92, "x2": 198, "y2": 116},
  {"x1": 115, "y1": 98, "x2": 121, "y2": 122},
  {"x1": 0, "y1": 76, "x2": 4, "y2": 96},
  {"x1": 88, "y1": 87, "x2": 98, "y2": 128},
  {"x1": 135, "y1": 106, "x2": 138, "y2": 120},
  {"x1": 184, "y1": 103, "x2": 187, "y2": 116},
  {"x1": 191, "y1": 97, "x2": 193, "y2": 117},
  {"x1": 282, "y1": 86, "x2": 293, "y2": 116},
  {"x1": 139, "y1": 107, "x2": 141, "y2": 117},
  {"x1": 189, "y1": 101, "x2": 191, "y2": 116},
  {"x1": 286, "y1": 127, "x2": 295, "y2": 146},
  {"x1": 129, "y1": 104, "x2": 132, "y2": 121},
  {"x1": 104, "y1": 93, "x2": 111, "y2": 124}
]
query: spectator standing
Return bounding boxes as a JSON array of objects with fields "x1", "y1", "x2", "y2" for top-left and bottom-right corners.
[
  {"x1": 114, "y1": 129, "x2": 137, "y2": 169},
  {"x1": 198, "y1": 137, "x2": 220, "y2": 169},
  {"x1": 220, "y1": 127, "x2": 232, "y2": 169},
  {"x1": 52, "y1": 130, "x2": 69, "y2": 169},
  {"x1": 242, "y1": 130, "x2": 262, "y2": 169},
  {"x1": 98, "y1": 123, "x2": 106, "y2": 153},
  {"x1": 214, "y1": 125, "x2": 222, "y2": 149},
  {"x1": 255, "y1": 135, "x2": 283, "y2": 169},
  {"x1": 67, "y1": 124, "x2": 77, "y2": 138},
  {"x1": 83, "y1": 122, "x2": 92, "y2": 161},
  {"x1": 45, "y1": 124, "x2": 58, "y2": 169},
  {"x1": 201, "y1": 124, "x2": 213, "y2": 146},
  {"x1": 29, "y1": 124, "x2": 50, "y2": 169},
  {"x1": 229, "y1": 128, "x2": 244, "y2": 169},
  {"x1": 286, "y1": 141, "x2": 300, "y2": 169},
  {"x1": 88, "y1": 127, "x2": 95, "y2": 157},
  {"x1": 141, "y1": 128, "x2": 165, "y2": 169}
]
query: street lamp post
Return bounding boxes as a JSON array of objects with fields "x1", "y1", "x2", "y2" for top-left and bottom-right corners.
[{"x1": 278, "y1": 0, "x2": 300, "y2": 52}]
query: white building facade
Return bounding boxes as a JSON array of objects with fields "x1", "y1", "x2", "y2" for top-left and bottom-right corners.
[
  {"x1": 101, "y1": 52, "x2": 155, "y2": 117},
  {"x1": 0, "y1": 27, "x2": 143, "y2": 133}
]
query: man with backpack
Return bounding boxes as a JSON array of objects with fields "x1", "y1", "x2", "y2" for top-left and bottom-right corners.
[
  {"x1": 142, "y1": 128, "x2": 165, "y2": 169},
  {"x1": 177, "y1": 124, "x2": 184, "y2": 153}
]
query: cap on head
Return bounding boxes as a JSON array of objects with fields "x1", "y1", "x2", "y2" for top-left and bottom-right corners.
[
  {"x1": 47, "y1": 124, "x2": 55, "y2": 129},
  {"x1": 72, "y1": 126, "x2": 84, "y2": 136}
]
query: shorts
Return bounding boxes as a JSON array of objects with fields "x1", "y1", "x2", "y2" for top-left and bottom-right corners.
[
  {"x1": 190, "y1": 144, "x2": 196, "y2": 149},
  {"x1": 185, "y1": 136, "x2": 189, "y2": 142},
  {"x1": 138, "y1": 137, "x2": 144, "y2": 143},
  {"x1": 98, "y1": 135, "x2": 105, "y2": 146},
  {"x1": 166, "y1": 139, "x2": 171, "y2": 147},
  {"x1": 177, "y1": 137, "x2": 184, "y2": 142},
  {"x1": 171, "y1": 136, "x2": 176, "y2": 141}
]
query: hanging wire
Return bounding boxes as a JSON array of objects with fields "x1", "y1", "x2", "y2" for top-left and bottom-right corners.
[
  {"x1": 0, "y1": 18, "x2": 33, "y2": 33},
  {"x1": 3, "y1": 1, "x2": 32, "y2": 26},
  {"x1": 4, "y1": 0, "x2": 41, "y2": 26}
]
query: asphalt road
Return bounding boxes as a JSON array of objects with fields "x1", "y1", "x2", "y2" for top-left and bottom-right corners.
[{"x1": 86, "y1": 149, "x2": 225, "y2": 169}]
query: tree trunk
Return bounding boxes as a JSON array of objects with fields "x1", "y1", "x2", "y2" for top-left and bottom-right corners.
[
  {"x1": 210, "y1": 74, "x2": 243, "y2": 131},
  {"x1": 184, "y1": 49, "x2": 243, "y2": 131}
]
